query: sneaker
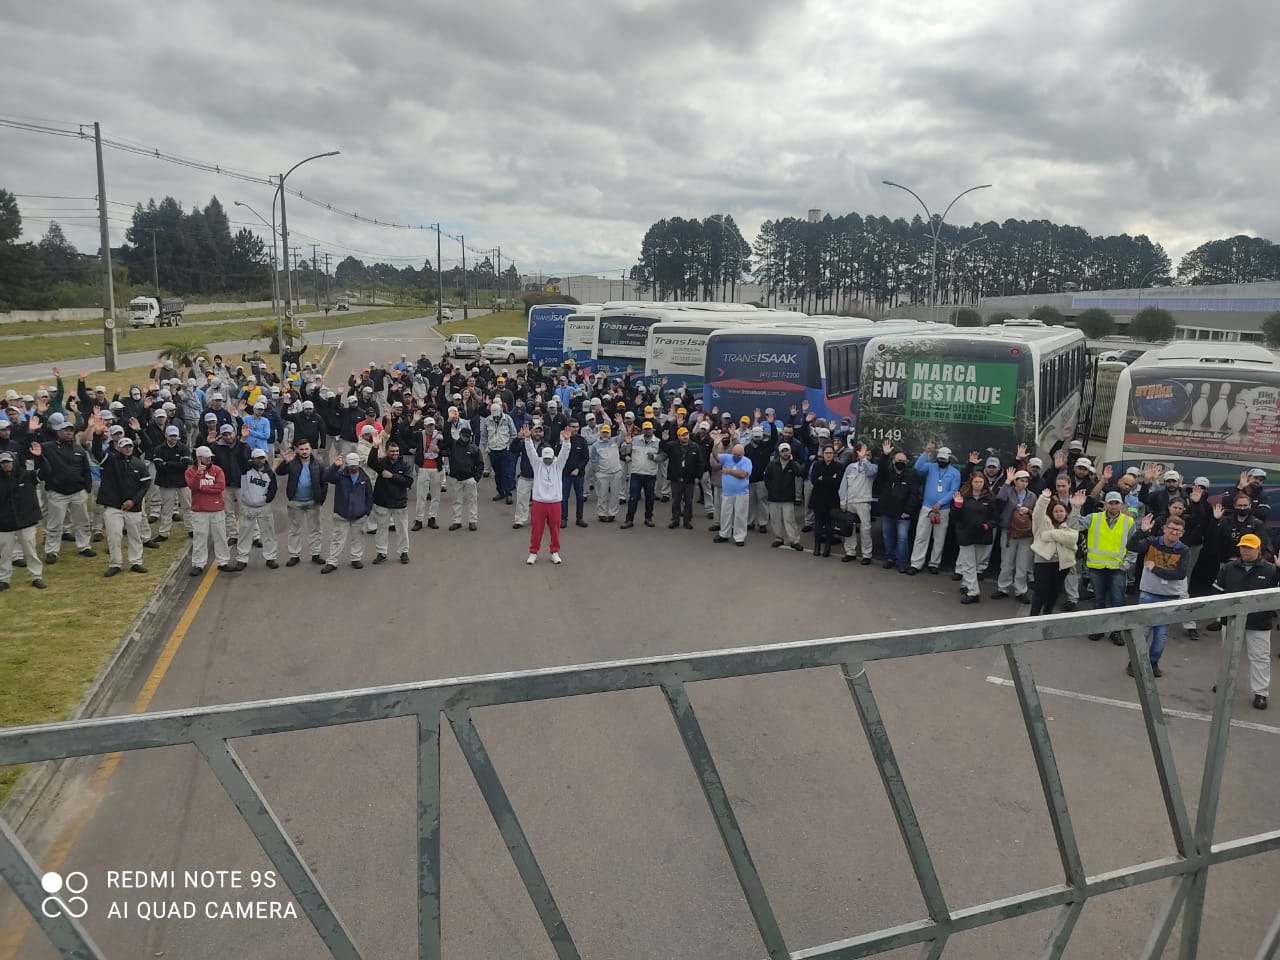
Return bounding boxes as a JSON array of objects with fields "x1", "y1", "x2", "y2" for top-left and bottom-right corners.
[
  {"x1": 512, "y1": 522, "x2": 523, "y2": 529},
  {"x1": 321, "y1": 563, "x2": 337, "y2": 574},
  {"x1": 413, "y1": 520, "x2": 423, "y2": 531},
  {"x1": 62, "y1": 532, "x2": 75, "y2": 542},
  {"x1": 286, "y1": 556, "x2": 300, "y2": 567},
  {"x1": 1254, "y1": 695, "x2": 1268, "y2": 710},
  {"x1": 1151, "y1": 662, "x2": 1163, "y2": 678},
  {"x1": 883, "y1": 560, "x2": 896, "y2": 569},
  {"x1": 427, "y1": 518, "x2": 438, "y2": 529},
  {"x1": 643, "y1": 519, "x2": 655, "y2": 527},
  {"x1": 990, "y1": 590, "x2": 1009, "y2": 599},
  {"x1": 576, "y1": 519, "x2": 588, "y2": 528},
  {"x1": 960, "y1": 594, "x2": 979, "y2": 605},
  {"x1": 860, "y1": 558, "x2": 872, "y2": 565},
  {"x1": 45, "y1": 553, "x2": 58, "y2": 565},
  {"x1": 31, "y1": 578, "x2": 47, "y2": 589},
  {"x1": 1089, "y1": 633, "x2": 1104, "y2": 641},
  {"x1": 560, "y1": 519, "x2": 568, "y2": 529},
  {"x1": 841, "y1": 555, "x2": 857, "y2": 563},
  {"x1": 506, "y1": 495, "x2": 513, "y2": 505},
  {"x1": 790, "y1": 543, "x2": 803, "y2": 551},
  {"x1": 1016, "y1": 593, "x2": 1031, "y2": 604},
  {"x1": 373, "y1": 554, "x2": 388, "y2": 565},
  {"x1": 154, "y1": 534, "x2": 169, "y2": 543},
  {"x1": 951, "y1": 572, "x2": 962, "y2": 581},
  {"x1": 927, "y1": 566, "x2": 940, "y2": 575},
  {"x1": 130, "y1": 564, "x2": 148, "y2": 574},
  {"x1": 713, "y1": 535, "x2": 729, "y2": 543},
  {"x1": 400, "y1": 553, "x2": 410, "y2": 564},
  {"x1": 905, "y1": 567, "x2": 919, "y2": 576},
  {"x1": 351, "y1": 560, "x2": 364, "y2": 569},
  {"x1": 709, "y1": 523, "x2": 719, "y2": 531},
  {"x1": 527, "y1": 553, "x2": 537, "y2": 565},
  {"x1": 92, "y1": 531, "x2": 104, "y2": 542},
  {"x1": 1110, "y1": 632, "x2": 1124, "y2": 646},
  {"x1": 1063, "y1": 601, "x2": 1077, "y2": 612},
  {"x1": 1185, "y1": 627, "x2": 1200, "y2": 641},
  {"x1": 0, "y1": 582, "x2": 8, "y2": 591},
  {"x1": 449, "y1": 523, "x2": 462, "y2": 531},
  {"x1": 190, "y1": 567, "x2": 205, "y2": 577},
  {"x1": 669, "y1": 521, "x2": 681, "y2": 529},
  {"x1": 228, "y1": 562, "x2": 246, "y2": 572},
  {"x1": 735, "y1": 540, "x2": 745, "y2": 547},
  {"x1": 265, "y1": 559, "x2": 279, "y2": 569},
  {"x1": 468, "y1": 523, "x2": 477, "y2": 531},
  {"x1": 551, "y1": 552, "x2": 562, "y2": 564},
  {"x1": 620, "y1": 521, "x2": 634, "y2": 529},
  {"x1": 104, "y1": 566, "x2": 121, "y2": 577},
  {"x1": 253, "y1": 538, "x2": 263, "y2": 548},
  {"x1": 771, "y1": 539, "x2": 784, "y2": 548},
  {"x1": 311, "y1": 555, "x2": 324, "y2": 565},
  {"x1": 683, "y1": 522, "x2": 694, "y2": 529},
  {"x1": 79, "y1": 548, "x2": 97, "y2": 557}
]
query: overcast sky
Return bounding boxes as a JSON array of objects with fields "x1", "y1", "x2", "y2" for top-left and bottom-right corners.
[{"x1": 3, "y1": 0, "x2": 1278, "y2": 277}]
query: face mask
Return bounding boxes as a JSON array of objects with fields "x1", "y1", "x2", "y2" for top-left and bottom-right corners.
[{"x1": 894, "y1": 462, "x2": 906, "y2": 471}]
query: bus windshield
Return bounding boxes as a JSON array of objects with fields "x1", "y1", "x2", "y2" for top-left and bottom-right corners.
[
  {"x1": 563, "y1": 315, "x2": 598, "y2": 369},
  {"x1": 527, "y1": 305, "x2": 579, "y2": 369},
  {"x1": 859, "y1": 335, "x2": 1033, "y2": 459},
  {"x1": 704, "y1": 332, "x2": 819, "y2": 417},
  {"x1": 595, "y1": 313, "x2": 661, "y2": 375}
]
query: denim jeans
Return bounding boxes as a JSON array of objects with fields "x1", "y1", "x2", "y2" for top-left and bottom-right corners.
[
  {"x1": 882, "y1": 515, "x2": 910, "y2": 571},
  {"x1": 626, "y1": 474, "x2": 656, "y2": 521},
  {"x1": 561, "y1": 473, "x2": 585, "y2": 522},
  {"x1": 1088, "y1": 567, "x2": 1127, "y2": 610},
  {"x1": 1139, "y1": 591, "x2": 1171, "y2": 663}
]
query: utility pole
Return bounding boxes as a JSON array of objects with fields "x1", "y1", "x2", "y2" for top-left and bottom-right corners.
[
  {"x1": 460, "y1": 235, "x2": 468, "y2": 320},
  {"x1": 435, "y1": 224, "x2": 443, "y2": 325},
  {"x1": 149, "y1": 228, "x2": 160, "y2": 297},
  {"x1": 496, "y1": 245, "x2": 503, "y2": 308},
  {"x1": 323, "y1": 252, "x2": 331, "y2": 306},
  {"x1": 94, "y1": 122, "x2": 117, "y2": 371},
  {"x1": 311, "y1": 243, "x2": 321, "y2": 310}
]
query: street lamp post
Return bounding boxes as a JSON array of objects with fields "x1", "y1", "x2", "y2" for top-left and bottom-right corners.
[
  {"x1": 882, "y1": 180, "x2": 992, "y2": 324},
  {"x1": 943, "y1": 234, "x2": 988, "y2": 315},
  {"x1": 232, "y1": 200, "x2": 280, "y2": 328},
  {"x1": 277, "y1": 151, "x2": 340, "y2": 380}
]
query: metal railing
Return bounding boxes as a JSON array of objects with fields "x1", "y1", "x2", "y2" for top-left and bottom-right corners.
[{"x1": 2, "y1": 592, "x2": 1279, "y2": 960}]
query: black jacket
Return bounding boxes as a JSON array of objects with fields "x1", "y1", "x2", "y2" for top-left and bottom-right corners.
[
  {"x1": 211, "y1": 440, "x2": 244, "y2": 487},
  {"x1": 745, "y1": 434, "x2": 777, "y2": 482},
  {"x1": 274, "y1": 455, "x2": 328, "y2": 504},
  {"x1": 1214, "y1": 559, "x2": 1280, "y2": 630},
  {"x1": 953, "y1": 493, "x2": 998, "y2": 546},
  {"x1": 878, "y1": 456, "x2": 922, "y2": 519},
  {"x1": 151, "y1": 440, "x2": 193, "y2": 489},
  {"x1": 764, "y1": 456, "x2": 803, "y2": 503},
  {"x1": 559, "y1": 434, "x2": 591, "y2": 475},
  {"x1": 96, "y1": 450, "x2": 151, "y2": 511},
  {"x1": 447, "y1": 441, "x2": 485, "y2": 481},
  {"x1": 808, "y1": 459, "x2": 843, "y2": 513},
  {"x1": 663, "y1": 439, "x2": 704, "y2": 483},
  {"x1": 1217, "y1": 512, "x2": 1270, "y2": 560},
  {"x1": 368, "y1": 448, "x2": 414, "y2": 509},
  {"x1": 0, "y1": 464, "x2": 41, "y2": 531},
  {"x1": 286, "y1": 410, "x2": 327, "y2": 449},
  {"x1": 35, "y1": 437, "x2": 92, "y2": 495}
]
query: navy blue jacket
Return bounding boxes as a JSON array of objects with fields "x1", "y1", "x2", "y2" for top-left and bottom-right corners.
[{"x1": 323, "y1": 464, "x2": 374, "y2": 520}]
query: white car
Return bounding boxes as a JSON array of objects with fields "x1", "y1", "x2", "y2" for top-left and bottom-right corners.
[
  {"x1": 481, "y1": 337, "x2": 529, "y2": 364},
  {"x1": 442, "y1": 333, "x2": 480, "y2": 358},
  {"x1": 438, "y1": 307, "x2": 454, "y2": 321}
]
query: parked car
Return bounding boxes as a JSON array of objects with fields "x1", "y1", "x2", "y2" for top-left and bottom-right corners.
[
  {"x1": 481, "y1": 337, "x2": 529, "y2": 364},
  {"x1": 442, "y1": 332, "x2": 480, "y2": 358},
  {"x1": 438, "y1": 307, "x2": 454, "y2": 321},
  {"x1": 1099, "y1": 348, "x2": 1145, "y2": 364}
]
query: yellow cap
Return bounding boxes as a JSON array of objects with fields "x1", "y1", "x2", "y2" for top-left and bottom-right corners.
[
  {"x1": 677, "y1": 426, "x2": 689, "y2": 436},
  {"x1": 740, "y1": 415, "x2": 750, "y2": 424},
  {"x1": 642, "y1": 420, "x2": 653, "y2": 429},
  {"x1": 1238, "y1": 533, "x2": 1262, "y2": 548},
  {"x1": 600, "y1": 424, "x2": 611, "y2": 433},
  {"x1": 644, "y1": 406, "x2": 654, "y2": 415},
  {"x1": 677, "y1": 407, "x2": 687, "y2": 415}
]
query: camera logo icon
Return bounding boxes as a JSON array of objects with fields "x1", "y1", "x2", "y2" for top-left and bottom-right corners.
[{"x1": 40, "y1": 871, "x2": 88, "y2": 919}]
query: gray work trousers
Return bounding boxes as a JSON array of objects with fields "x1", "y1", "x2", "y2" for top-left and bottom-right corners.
[
  {"x1": 237, "y1": 504, "x2": 277, "y2": 562},
  {"x1": 1246, "y1": 628, "x2": 1271, "y2": 696},
  {"x1": 414, "y1": 467, "x2": 442, "y2": 521},
  {"x1": 156, "y1": 486, "x2": 192, "y2": 537},
  {"x1": 997, "y1": 536, "x2": 1034, "y2": 596},
  {"x1": 329, "y1": 516, "x2": 367, "y2": 564},
  {"x1": 286, "y1": 500, "x2": 324, "y2": 559},
  {"x1": 513, "y1": 476, "x2": 533, "y2": 525},
  {"x1": 373, "y1": 505, "x2": 409, "y2": 556},
  {"x1": 956, "y1": 543, "x2": 992, "y2": 598},
  {"x1": 720, "y1": 492, "x2": 749, "y2": 543},
  {"x1": 595, "y1": 473, "x2": 620, "y2": 518},
  {"x1": 44, "y1": 489, "x2": 92, "y2": 554},
  {"x1": 103, "y1": 507, "x2": 146, "y2": 568},
  {"x1": 701, "y1": 473, "x2": 714, "y2": 515},
  {"x1": 911, "y1": 509, "x2": 950, "y2": 570},
  {"x1": 749, "y1": 481, "x2": 768, "y2": 529},
  {"x1": 768, "y1": 501, "x2": 800, "y2": 546},
  {"x1": 451, "y1": 477, "x2": 478, "y2": 525},
  {"x1": 191, "y1": 510, "x2": 230, "y2": 569},
  {"x1": 0, "y1": 527, "x2": 42, "y2": 583},
  {"x1": 842, "y1": 502, "x2": 873, "y2": 558}
]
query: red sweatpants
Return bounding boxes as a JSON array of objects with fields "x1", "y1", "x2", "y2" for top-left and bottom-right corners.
[{"x1": 530, "y1": 500, "x2": 561, "y2": 554}]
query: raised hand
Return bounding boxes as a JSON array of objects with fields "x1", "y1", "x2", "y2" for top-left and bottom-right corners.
[
  {"x1": 1144, "y1": 463, "x2": 1160, "y2": 482},
  {"x1": 1053, "y1": 451, "x2": 1067, "y2": 469},
  {"x1": 924, "y1": 440, "x2": 936, "y2": 454},
  {"x1": 882, "y1": 438, "x2": 893, "y2": 455},
  {"x1": 968, "y1": 450, "x2": 980, "y2": 465},
  {"x1": 1212, "y1": 502, "x2": 1225, "y2": 520},
  {"x1": 1140, "y1": 513, "x2": 1155, "y2": 531},
  {"x1": 1016, "y1": 442, "x2": 1028, "y2": 460},
  {"x1": 51, "y1": 367, "x2": 61, "y2": 379},
  {"x1": 1101, "y1": 464, "x2": 1114, "y2": 482},
  {"x1": 1070, "y1": 489, "x2": 1087, "y2": 508},
  {"x1": 1189, "y1": 485, "x2": 1202, "y2": 503},
  {"x1": 28, "y1": 441, "x2": 41, "y2": 457},
  {"x1": 284, "y1": 448, "x2": 295, "y2": 463},
  {"x1": 240, "y1": 423, "x2": 251, "y2": 439},
  {"x1": 1005, "y1": 466, "x2": 1016, "y2": 483},
  {"x1": 79, "y1": 369, "x2": 89, "y2": 380}
]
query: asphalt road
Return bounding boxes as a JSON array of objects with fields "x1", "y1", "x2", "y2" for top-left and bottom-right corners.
[
  {"x1": 0, "y1": 310, "x2": 487, "y2": 385},
  {"x1": 0, "y1": 306, "x2": 382, "y2": 343},
  {"x1": 2, "y1": 319, "x2": 1277, "y2": 959}
]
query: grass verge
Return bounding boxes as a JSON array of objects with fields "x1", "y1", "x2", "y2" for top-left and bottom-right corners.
[
  {"x1": 0, "y1": 304, "x2": 323, "y2": 335},
  {"x1": 0, "y1": 306, "x2": 435, "y2": 368},
  {"x1": 0, "y1": 533, "x2": 186, "y2": 804},
  {"x1": 436, "y1": 311, "x2": 527, "y2": 343}
]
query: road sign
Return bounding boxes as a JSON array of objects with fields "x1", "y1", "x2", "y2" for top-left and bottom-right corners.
[
  {"x1": 293, "y1": 318, "x2": 307, "y2": 330},
  {"x1": 104, "y1": 318, "x2": 115, "y2": 330},
  {"x1": 285, "y1": 309, "x2": 294, "y2": 321}
]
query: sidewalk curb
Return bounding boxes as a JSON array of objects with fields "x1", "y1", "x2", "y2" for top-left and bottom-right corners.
[{"x1": 2, "y1": 542, "x2": 192, "y2": 832}]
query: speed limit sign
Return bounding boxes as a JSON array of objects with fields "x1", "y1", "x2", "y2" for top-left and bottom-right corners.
[
  {"x1": 104, "y1": 318, "x2": 115, "y2": 330},
  {"x1": 285, "y1": 308, "x2": 294, "y2": 321}
]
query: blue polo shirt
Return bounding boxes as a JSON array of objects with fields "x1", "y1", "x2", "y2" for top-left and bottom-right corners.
[{"x1": 720, "y1": 454, "x2": 750, "y2": 496}]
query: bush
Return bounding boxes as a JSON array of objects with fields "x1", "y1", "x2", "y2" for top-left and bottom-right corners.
[
  {"x1": 1262, "y1": 312, "x2": 1280, "y2": 348},
  {"x1": 1129, "y1": 306, "x2": 1177, "y2": 342},
  {"x1": 952, "y1": 307, "x2": 982, "y2": 326},
  {"x1": 1030, "y1": 305, "x2": 1065, "y2": 326},
  {"x1": 987, "y1": 310, "x2": 1017, "y2": 324},
  {"x1": 1074, "y1": 307, "x2": 1116, "y2": 339}
]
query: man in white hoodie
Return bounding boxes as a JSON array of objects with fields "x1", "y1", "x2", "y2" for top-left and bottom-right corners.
[{"x1": 522, "y1": 423, "x2": 572, "y2": 565}]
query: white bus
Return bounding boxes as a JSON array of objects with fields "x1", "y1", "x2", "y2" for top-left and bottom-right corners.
[
  {"x1": 857, "y1": 320, "x2": 1089, "y2": 461},
  {"x1": 702, "y1": 318, "x2": 926, "y2": 424},
  {"x1": 643, "y1": 311, "x2": 803, "y2": 392},
  {"x1": 1102, "y1": 341, "x2": 1280, "y2": 498}
]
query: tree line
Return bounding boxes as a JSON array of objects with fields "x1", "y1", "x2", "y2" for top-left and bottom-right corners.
[{"x1": 630, "y1": 208, "x2": 1280, "y2": 315}]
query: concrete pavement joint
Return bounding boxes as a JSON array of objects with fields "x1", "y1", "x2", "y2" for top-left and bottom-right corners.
[{"x1": 983, "y1": 676, "x2": 1280, "y2": 735}]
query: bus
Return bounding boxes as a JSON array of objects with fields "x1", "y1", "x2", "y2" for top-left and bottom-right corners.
[
  {"x1": 527, "y1": 302, "x2": 602, "y2": 369},
  {"x1": 857, "y1": 320, "x2": 1089, "y2": 461},
  {"x1": 562, "y1": 306, "x2": 604, "y2": 370},
  {"x1": 591, "y1": 305, "x2": 702, "y2": 379},
  {"x1": 1102, "y1": 341, "x2": 1280, "y2": 502},
  {"x1": 644, "y1": 312, "x2": 805, "y2": 392},
  {"x1": 702, "y1": 318, "x2": 925, "y2": 424}
]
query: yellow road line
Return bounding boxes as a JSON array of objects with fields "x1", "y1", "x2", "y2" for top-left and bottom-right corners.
[{"x1": 0, "y1": 565, "x2": 219, "y2": 960}]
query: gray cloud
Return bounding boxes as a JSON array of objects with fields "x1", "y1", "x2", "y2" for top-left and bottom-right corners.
[{"x1": 2, "y1": 0, "x2": 1277, "y2": 280}]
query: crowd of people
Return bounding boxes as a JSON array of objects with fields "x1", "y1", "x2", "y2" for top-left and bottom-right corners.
[{"x1": 1, "y1": 348, "x2": 1275, "y2": 709}]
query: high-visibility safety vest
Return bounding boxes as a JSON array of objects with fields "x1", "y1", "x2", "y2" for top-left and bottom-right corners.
[{"x1": 1086, "y1": 511, "x2": 1134, "y2": 569}]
